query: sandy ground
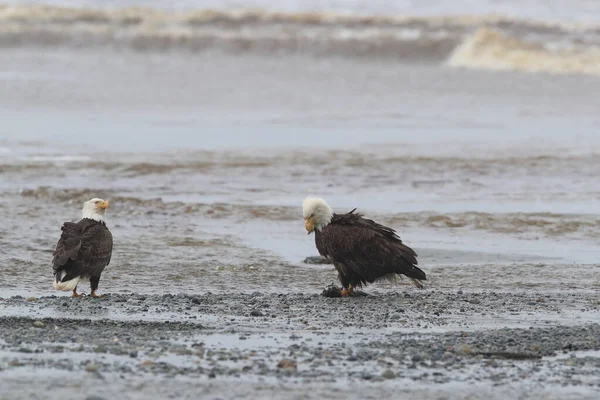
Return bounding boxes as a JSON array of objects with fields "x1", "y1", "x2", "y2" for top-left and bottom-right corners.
[{"x1": 1, "y1": 290, "x2": 599, "y2": 400}]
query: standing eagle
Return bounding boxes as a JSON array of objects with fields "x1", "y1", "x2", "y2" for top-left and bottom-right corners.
[
  {"x1": 52, "y1": 198, "x2": 113, "y2": 298},
  {"x1": 303, "y1": 197, "x2": 426, "y2": 296}
]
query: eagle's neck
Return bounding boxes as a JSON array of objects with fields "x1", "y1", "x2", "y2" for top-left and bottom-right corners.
[
  {"x1": 314, "y1": 212, "x2": 333, "y2": 232},
  {"x1": 81, "y1": 211, "x2": 106, "y2": 224},
  {"x1": 81, "y1": 218, "x2": 107, "y2": 227}
]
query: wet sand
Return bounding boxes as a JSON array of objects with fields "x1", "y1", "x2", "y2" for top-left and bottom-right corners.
[{"x1": 1, "y1": 290, "x2": 599, "y2": 400}]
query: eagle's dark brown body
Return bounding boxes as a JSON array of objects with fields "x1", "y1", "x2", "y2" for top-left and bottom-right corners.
[
  {"x1": 314, "y1": 209, "x2": 425, "y2": 290},
  {"x1": 52, "y1": 218, "x2": 113, "y2": 293}
]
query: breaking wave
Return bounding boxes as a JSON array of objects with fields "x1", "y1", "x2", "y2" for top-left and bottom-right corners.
[
  {"x1": 1, "y1": 4, "x2": 600, "y2": 75},
  {"x1": 448, "y1": 28, "x2": 600, "y2": 76}
]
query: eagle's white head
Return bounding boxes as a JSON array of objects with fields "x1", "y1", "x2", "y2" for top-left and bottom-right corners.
[
  {"x1": 303, "y1": 197, "x2": 333, "y2": 233},
  {"x1": 81, "y1": 198, "x2": 109, "y2": 223}
]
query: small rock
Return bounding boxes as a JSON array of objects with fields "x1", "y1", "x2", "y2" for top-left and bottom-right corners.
[
  {"x1": 18, "y1": 347, "x2": 33, "y2": 353},
  {"x1": 303, "y1": 256, "x2": 331, "y2": 265},
  {"x1": 32, "y1": 320, "x2": 45, "y2": 328},
  {"x1": 85, "y1": 363, "x2": 98, "y2": 372},
  {"x1": 458, "y1": 344, "x2": 472, "y2": 355},
  {"x1": 129, "y1": 350, "x2": 138, "y2": 358},
  {"x1": 277, "y1": 359, "x2": 297, "y2": 371},
  {"x1": 26, "y1": 296, "x2": 38, "y2": 302},
  {"x1": 381, "y1": 370, "x2": 396, "y2": 379},
  {"x1": 250, "y1": 309, "x2": 263, "y2": 317}
]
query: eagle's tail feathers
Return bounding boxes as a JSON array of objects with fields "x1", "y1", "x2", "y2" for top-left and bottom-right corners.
[{"x1": 53, "y1": 270, "x2": 80, "y2": 291}]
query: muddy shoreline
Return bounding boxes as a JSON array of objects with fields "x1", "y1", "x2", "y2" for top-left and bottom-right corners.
[{"x1": 1, "y1": 292, "x2": 599, "y2": 399}]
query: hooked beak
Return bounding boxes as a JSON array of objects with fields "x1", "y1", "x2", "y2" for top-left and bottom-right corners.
[
  {"x1": 304, "y1": 216, "x2": 314, "y2": 234},
  {"x1": 97, "y1": 200, "x2": 109, "y2": 210}
]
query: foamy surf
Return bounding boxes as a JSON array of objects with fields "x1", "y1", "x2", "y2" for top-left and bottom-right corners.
[
  {"x1": 448, "y1": 28, "x2": 600, "y2": 76},
  {"x1": 1, "y1": 5, "x2": 600, "y2": 75}
]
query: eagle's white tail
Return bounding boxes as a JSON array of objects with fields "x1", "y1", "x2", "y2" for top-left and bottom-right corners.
[{"x1": 53, "y1": 272, "x2": 80, "y2": 291}]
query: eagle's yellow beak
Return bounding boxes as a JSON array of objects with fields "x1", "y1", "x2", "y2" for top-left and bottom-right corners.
[
  {"x1": 97, "y1": 200, "x2": 109, "y2": 210},
  {"x1": 304, "y1": 216, "x2": 314, "y2": 233}
]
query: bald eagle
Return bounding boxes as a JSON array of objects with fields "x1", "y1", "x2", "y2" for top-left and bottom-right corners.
[
  {"x1": 303, "y1": 197, "x2": 426, "y2": 296},
  {"x1": 52, "y1": 198, "x2": 113, "y2": 298}
]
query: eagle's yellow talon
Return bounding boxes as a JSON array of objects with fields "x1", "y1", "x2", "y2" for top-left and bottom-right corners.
[{"x1": 340, "y1": 285, "x2": 354, "y2": 297}]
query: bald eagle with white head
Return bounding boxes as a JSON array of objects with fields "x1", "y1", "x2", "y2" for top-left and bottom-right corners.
[
  {"x1": 52, "y1": 198, "x2": 113, "y2": 298},
  {"x1": 303, "y1": 197, "x2": 426, "y2": 296}
]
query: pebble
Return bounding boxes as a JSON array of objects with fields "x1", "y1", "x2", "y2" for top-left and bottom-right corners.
[
  {"x1": 85, "y1": 363, "x2": 98, "y2": 372},
  {"x1": 361, "y1": 372, "x2": 374, "y2": 380},
  {"x1": 32, "y1": 320, "x2": 44, "y2": 328},
  {"x1": 302, "y1": 256, "x2": 331, "y2": 265},
  {"x1": 381, "y1": 370, "x2": 396, "y2": 379},
  {"x1": 459, "y1": 344, "x2": 473, "y2": 355},
  {"x1": 277, "y1": 359, "x2": 297, "y2": 371}
]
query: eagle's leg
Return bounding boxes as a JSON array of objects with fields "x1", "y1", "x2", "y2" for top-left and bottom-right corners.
[
  {"x1": 90, "y1": 276, "x2": 104, "y2": 298},
  {"x1": 340, "y1": 284, "x2": 354, "y2": 297},
  {"x1": 71, "y1": 287, "x2": 83, "y2": 298}
]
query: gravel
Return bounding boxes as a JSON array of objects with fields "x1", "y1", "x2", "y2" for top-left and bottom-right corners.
[{"x1": 0, "y1": 291, "x2": 599, "y2": 399}]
